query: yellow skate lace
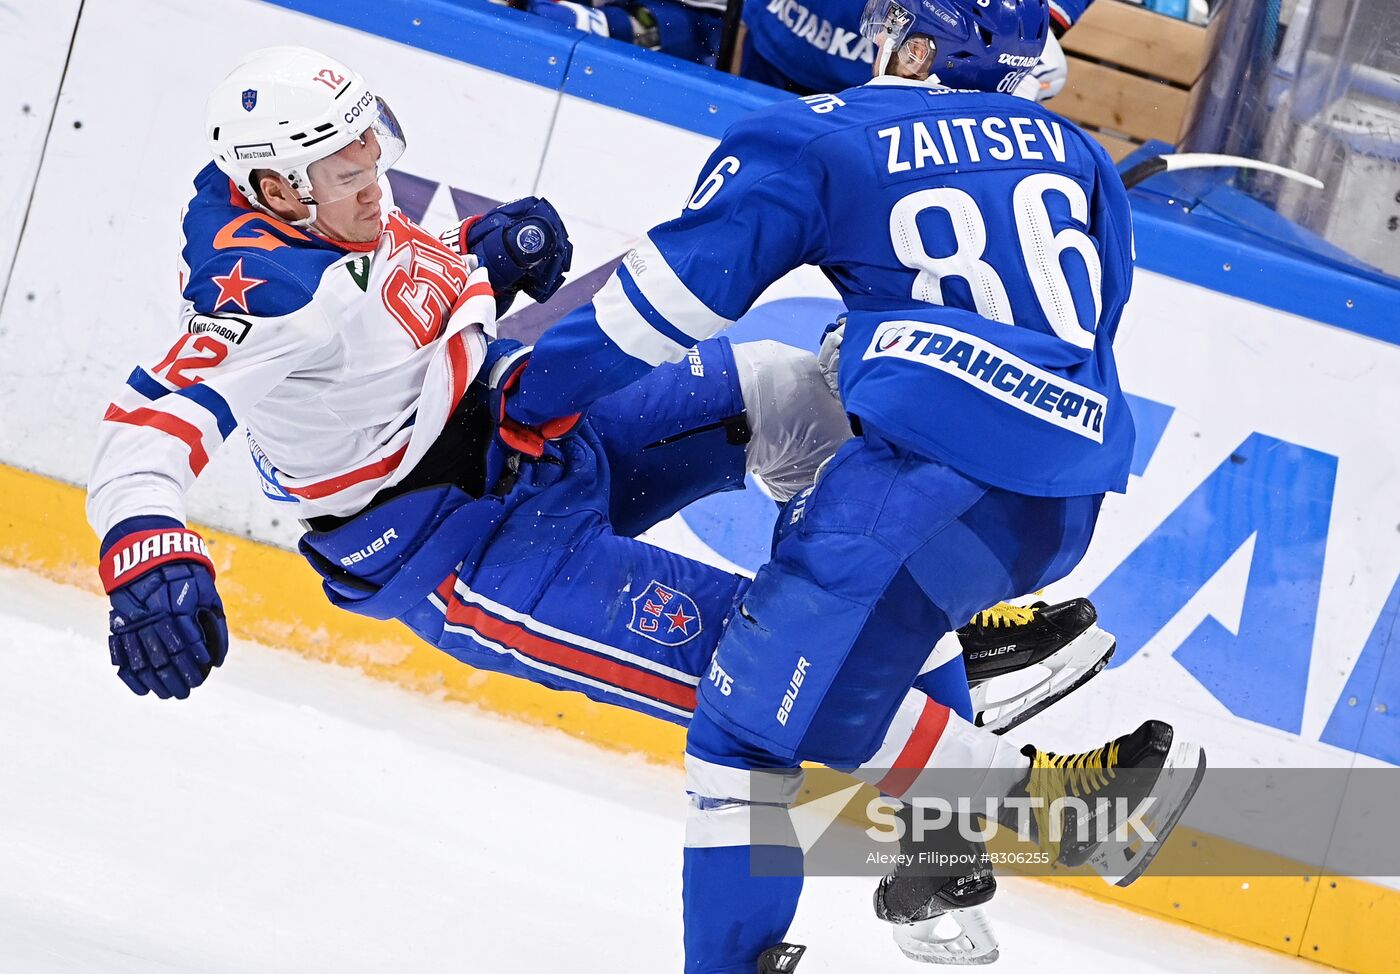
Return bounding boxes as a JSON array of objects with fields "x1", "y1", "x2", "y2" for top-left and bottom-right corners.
[
  {"x1": 1024, "y1": 741, "x2": 1121, "y2": 859},
  {"x1": 971, "y1": 602, "x2": 1039, "y2": 628}
]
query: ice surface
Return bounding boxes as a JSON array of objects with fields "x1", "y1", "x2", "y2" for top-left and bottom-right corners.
[{"x1": 0, "y1": 567, "x2": 1307, "y2": 972}]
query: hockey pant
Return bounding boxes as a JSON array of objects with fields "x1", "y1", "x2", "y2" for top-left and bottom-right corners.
[
  {"x1": 681, "y1": 432, "x2": 1104, "y2": 973},
  {"x1": 299, "y1": 337, "x2": 853, "y2": 725},
  {"x1": 297, "y1": 339, "x2": 1085, "y2": 972}
]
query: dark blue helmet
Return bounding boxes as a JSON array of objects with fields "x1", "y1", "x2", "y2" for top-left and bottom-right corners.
[{"x1": 859, "y1": 0, "x2": 1050, "y2": 93}]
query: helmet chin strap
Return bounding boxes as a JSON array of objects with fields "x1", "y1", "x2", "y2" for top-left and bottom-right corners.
[
  {"x1": 291, "y1": 202, "x2": 319, "y2": 230},
  {"x1": 246, "y1": 193, "x2": 326, "y2": 236},
  {"x1": 241, "y1": 181, "x2": 320, "y2": 229},
  {"x1": 876, "y1": 35, "x2": 897, "y2": 76}
]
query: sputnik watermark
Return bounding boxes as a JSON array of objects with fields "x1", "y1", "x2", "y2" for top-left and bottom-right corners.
[
  {"x1": 863, "y1": 795, "x2": 1162, "y2": 847},
  {"x1": 864, "y1": 850, "x2": 1052, "y2": 868},
  {"x1": 752, "y1": 768, "x2": 1400, "y2": 878}
]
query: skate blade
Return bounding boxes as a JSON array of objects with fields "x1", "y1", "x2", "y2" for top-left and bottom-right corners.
[
  {"x1": 1090, "y1": 740, "x2": 1208, "y2": 887},
  {"x1": 892, "y1": 907, "x2": 1000, "y2": 966},
  {"x1": 973, "y1": 629, "x2": 1116, "y2": 735}
]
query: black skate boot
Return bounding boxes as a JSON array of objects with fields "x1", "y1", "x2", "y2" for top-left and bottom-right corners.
[
  {"x1": 1018, "y1": 719, "x2": 1207, "y2": 886},
  {"x1": 959, "y1": 598, "x2": 1116, "y2": 733},
  {"x1": 873, "y1": 805, "x2": 1000, "y2": 965}
]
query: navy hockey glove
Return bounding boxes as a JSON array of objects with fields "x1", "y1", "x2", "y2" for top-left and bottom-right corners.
[
  {"x1": 99, "y1": 516, "x2": 228, "y2": 700},
  {"x1": 444, "y1": 197, "x2": 573, "y2": 311},
  {"x1": 486, "y1": 345, "x2": 581, "y2": 457}
]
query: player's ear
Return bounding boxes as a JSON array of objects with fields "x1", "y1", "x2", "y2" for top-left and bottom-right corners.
[{"x1": 253, "y1": 169, "x2": 302, "y2": 221}]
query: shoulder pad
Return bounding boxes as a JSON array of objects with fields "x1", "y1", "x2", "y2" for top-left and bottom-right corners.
[
  {"x1": 185, "y1": 250, "x2": 330, "y2": 318},
  {"x1": 180, "y1": 162, "x2": 347, "y2": 317},
  {"x1": 725, "y1": 95, "x2": 835, "y2": 145}
]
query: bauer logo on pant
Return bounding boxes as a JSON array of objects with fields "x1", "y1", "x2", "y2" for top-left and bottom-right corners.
[{"x1": 628, "y1": 580, "x2": 701, "y2": 646}]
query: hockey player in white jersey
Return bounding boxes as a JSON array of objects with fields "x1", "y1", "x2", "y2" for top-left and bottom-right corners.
[{"x1": 88, "y1": 45, "x2": 854, "y2": 705}]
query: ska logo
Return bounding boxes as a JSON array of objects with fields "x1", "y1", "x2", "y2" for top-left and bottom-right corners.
[
  {"x1": 241, "y1": 89, "x2": 258, "y2": 112},
  {"x1": 629, "y1": 580, "x2": 702, "y2": 646}
]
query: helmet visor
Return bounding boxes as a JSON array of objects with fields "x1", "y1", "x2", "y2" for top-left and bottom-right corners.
[
  {"x1": 306, "y1": 97, "x2": 407, "y2": 205},
  {"x1": 859, "y1": 0, "x2": 916, "y2": 48}
]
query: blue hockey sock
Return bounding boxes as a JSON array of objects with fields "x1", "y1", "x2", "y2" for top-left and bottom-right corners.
[
  {"x1": 684, "y1": 710, "x2": 805, "y2": 972},
  {"x1": 683, "y1": 841, "x2": 803, "y2": 974}
]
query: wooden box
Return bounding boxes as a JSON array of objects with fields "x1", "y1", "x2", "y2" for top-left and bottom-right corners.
[{"x1": 1050, "y1": 0, "x2": 1212, "y2": 160}]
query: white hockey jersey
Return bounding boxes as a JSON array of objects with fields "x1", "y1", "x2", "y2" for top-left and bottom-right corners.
[{"x1": 86, "y1": 163, "x2": 495, "y2": 538}]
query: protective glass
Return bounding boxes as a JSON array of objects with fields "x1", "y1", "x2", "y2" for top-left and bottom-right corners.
[
  {"x1": 859, "y1": 0, "x2": 916, "y2": 48},
  {"x1": 306, "y1": 97, "x2": 407, "y2": 205}
]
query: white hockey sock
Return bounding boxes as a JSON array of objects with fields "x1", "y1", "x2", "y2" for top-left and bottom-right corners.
[{"x1": 851, "y1": 689, "x2": 1029, "y2": 802}]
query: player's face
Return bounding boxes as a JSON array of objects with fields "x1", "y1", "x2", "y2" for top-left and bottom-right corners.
[
  {"x1": 892, "y1": 36, "x2": 934, "y2": 79},
  {"x1": 307, "y1": 129, "x2": 386, "y2": 243}
]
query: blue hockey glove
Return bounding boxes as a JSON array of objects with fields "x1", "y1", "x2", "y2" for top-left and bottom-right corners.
[
  {"x1": 445, "y1": 197, "x2": 573, "y2": 310},
  {"x1": 99, "y1": 516, "x2": 228, "y2": 700},
  {"x1": 485, "y1": 343, "x2": 581, "y2": 457}
]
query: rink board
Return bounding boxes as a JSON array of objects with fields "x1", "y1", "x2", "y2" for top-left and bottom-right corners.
[
  {"x1": 1, "y1": 1, "x2": 1398, "y2": 970},
  {"x1": 0, "y1": 1, "x2": 82, "y2": 303}
]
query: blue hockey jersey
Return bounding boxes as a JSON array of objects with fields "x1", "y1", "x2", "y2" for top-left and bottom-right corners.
[
  {"x1": 512, "y1": 75, "x2": 1135, "y2": 497},
  {"x1": 741, "y1": 0, "x2": 878, "y2": 94}
]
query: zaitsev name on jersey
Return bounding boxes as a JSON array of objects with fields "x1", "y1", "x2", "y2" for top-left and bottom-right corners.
[{"x1": 877, "y1": 113, "x2": 1069, "y2": 173}]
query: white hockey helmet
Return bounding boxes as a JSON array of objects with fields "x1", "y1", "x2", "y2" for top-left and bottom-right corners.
[{"x1": 205, "y1": 46, "x2": 405, "y2": 212}]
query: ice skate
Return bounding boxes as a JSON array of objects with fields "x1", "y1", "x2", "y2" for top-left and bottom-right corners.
[
  {"x1": 874, "y1": 806, "x2": 1000, "y2": 966},
  {"x1": 961, "y1": 599, "x2": 1116, "y2": 734},
  {"x1": 1020, "y1": 719, "x2": 1207, "y2": 886}
]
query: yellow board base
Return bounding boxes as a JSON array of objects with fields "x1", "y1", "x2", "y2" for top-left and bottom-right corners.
[
  {"x1": 5, "y1": 463, "x2": 1395, "y2": 973},
  {"x1": 5, "y1": 464, "x2": 685, "y2": 760}
]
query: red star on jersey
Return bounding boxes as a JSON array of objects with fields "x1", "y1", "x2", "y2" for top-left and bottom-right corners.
[
  {"x1": 664, "y1": 605, "x2": 695, "y2": 634},
  {"x1": 211, "y1": 257, "x2": 266, "y2": 313}
]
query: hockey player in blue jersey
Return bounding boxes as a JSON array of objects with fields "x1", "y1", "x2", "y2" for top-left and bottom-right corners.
[
  {"x1": 505, "y1": 0, "x2": 1206, "y2": 967},
  {"x1": 740, "y1": 0, "x2": 1091, "y2": 99}
]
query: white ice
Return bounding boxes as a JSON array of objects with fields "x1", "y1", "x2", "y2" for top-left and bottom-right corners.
[{"x1": 0, "y1": 566, "x2": 1308, "y2": 973}]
